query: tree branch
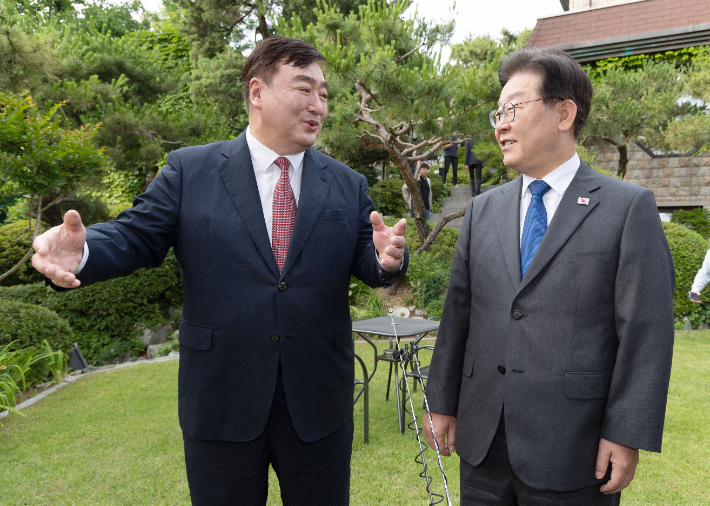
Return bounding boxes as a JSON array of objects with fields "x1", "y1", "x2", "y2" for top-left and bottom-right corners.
[
  {"x1": 395, "y1": 43, "x2": 425, "y2": 64},
  {"x1": 133, "y1": 130, "x2": 188, "y2": 146},
  {"x1": 417, "y1": 205, "x2": 467, "y2": 254},
  {"x1": 0, "y1": 196, "x2": 43, "y2": 283}
]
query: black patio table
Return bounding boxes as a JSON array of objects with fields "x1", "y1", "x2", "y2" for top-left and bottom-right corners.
[{"x1": 352, "y1": 316, "x2": 440, "y2": 434}]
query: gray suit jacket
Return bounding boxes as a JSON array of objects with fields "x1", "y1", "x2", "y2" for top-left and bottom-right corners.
[{"x1": 426, "y1": 161, "x2": 675, "y2": 491}]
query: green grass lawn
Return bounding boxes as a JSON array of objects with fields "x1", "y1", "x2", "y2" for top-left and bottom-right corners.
[{"x1": 1, "y1": 332, "x2": 708, "y2": 505}]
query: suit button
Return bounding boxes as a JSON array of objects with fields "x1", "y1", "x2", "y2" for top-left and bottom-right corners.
[
  {"x1": 271, "y1": 334, "x2": 280, "y2": 343},
  {"x1": 512, "y1": 310, "x2": 522, "y2": 320},
  {"x1": 278, "y1": 282, "x2": 287, "y2": 291},
  {"x1": 498, "y1": 365, "x2": 506, "y2": 375}
]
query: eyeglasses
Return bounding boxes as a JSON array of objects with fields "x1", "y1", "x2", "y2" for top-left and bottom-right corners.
[{"x1": 489, "y1": 97, "x2": 561, "y2": 128}]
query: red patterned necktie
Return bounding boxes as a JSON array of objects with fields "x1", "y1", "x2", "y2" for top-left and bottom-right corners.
[{"x1": 272, "y1": 156, "x2": 297, "y2": 273}]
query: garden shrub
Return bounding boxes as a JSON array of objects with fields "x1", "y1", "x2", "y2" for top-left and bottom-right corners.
[
  {"x1": 671, "y1": 208, "x2": 710, "y2": 239},
  {"x1": 0, "y1": 301, "x2": 75, "y2": 352},
  {"x1": 0, "y1": 250, "x2": 183, "y2": 364},
  {"x1": 663, "y1": 221, "x2": 710, "y2": 322},
  {"x1": 0, "y1": 221, "x2": 49, "y2": 286},
  {"x1": 369, "y1": 177, "x2": 409, "y2": 217},
  {"x1": 429, "y1": 175, "x2": 451, "y2": 213},
  {"x1": 349, "y1": 276, "x2": 386, "y2": 320},
  {"x1": 405, "y1": 251, "x2": 451, "y2": 312}
]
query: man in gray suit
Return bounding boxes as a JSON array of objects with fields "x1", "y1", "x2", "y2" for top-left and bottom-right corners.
[{"x1": 424, "y1": 48, "x2": 674, "y2": 505}]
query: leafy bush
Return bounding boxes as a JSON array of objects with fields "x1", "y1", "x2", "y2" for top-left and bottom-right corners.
[
  {"x1": 154, "y1": 339, "x2": 180, "y2": 358},
  {"x1": 0, "y1": 251, "x2": 183, "y2": 364},
  {"x1": 368, "y1": 177, "x2": 408, "y2": 217},
  {"x1": 405, "y1": 251, "x2": 451, "y2": 311},
  {"x1": 349, "y1": 276, "x2": 386, "y2": 320},
  {"x1": 663, "y1": 222, "x2": 710, "y2": 321},
  {"x1": 671, "y1": 208, "x2": 710, "y2": 239},
  {"x1": 0, "y1": 221, "x2": 49, "y2": 286},
  {"x1": 0, "y1": 301, "x2": 75, "y2": 352},
  {"x1": 429, "y1": 175, "x2": 450, "y2": 213},
  {"x1": 1, "y1": 340, "x2": 67, "y2": 417}
]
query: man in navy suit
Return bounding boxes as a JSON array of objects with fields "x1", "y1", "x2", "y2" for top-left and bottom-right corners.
[{"x1": 32, "y1": 36, "x2": 408, "y2": 506}]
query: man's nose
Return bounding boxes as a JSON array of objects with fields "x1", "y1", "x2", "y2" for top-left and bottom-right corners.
[{"x1": 307, "y1": 94, "x2": 327, "y2": 115}]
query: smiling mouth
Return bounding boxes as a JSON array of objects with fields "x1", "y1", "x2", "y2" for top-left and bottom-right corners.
[{"x1": 501, "y1": 140, "x2": 516, "y2": 148}]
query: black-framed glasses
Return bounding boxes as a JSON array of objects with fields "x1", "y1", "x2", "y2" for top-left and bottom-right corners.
[{"x1": 489, "y1": 97, "x2": 560, "y2": 128}]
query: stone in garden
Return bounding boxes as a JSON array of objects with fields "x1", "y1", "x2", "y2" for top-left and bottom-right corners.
[
  {"x1": 391, "y1": 306, "x2": 410, "y2": 318},
  {"x1": 136, "y1": 323, "x2": 174, "y2": 347},
  {"x1": 146, "y1": 344, "x2": 162, "y2": 359}
]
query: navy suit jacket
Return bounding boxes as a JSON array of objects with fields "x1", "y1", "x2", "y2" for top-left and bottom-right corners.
[{"x1": 76, "y1": 132, "x2": 408, "y2": 442}]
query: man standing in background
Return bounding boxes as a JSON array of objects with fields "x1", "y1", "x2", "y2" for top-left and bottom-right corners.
[
  {"x1": 464, "y1": 139, "x2": 484, "y2": 197},
  {"x1": 442, "y1": 138, "x2": 461, "y2": 187}
]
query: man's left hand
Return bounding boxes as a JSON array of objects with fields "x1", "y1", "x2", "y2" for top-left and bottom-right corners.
[
  {"x1": 371, "y1": 211, "x2": 406, "y2": 270},
  {"x1": 595, "y1": 438, "x2": 639, "y2": 494}
]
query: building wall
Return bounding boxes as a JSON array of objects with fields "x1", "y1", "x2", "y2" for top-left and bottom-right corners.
[
  {"x1": 589, "y1": 141, "x2": 710, "y2": 210},
  {"x1": 568, "y1": 0, "x2": 644, "y2": 11}
]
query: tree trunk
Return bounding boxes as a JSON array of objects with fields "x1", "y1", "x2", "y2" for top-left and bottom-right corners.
[{"x1": 617, "y1": 141, "x2": 628, "y2": 180}]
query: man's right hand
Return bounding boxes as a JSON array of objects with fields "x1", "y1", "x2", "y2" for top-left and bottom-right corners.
[
  {"x1": 424, "y1": 412, "x2": 457, "y2": 457},
  {"x1": 465, "y1": 165, "x2": 470, "y2": 171},
  {"x1": 691, "y1": 291, "x2": 702, "y2": 304},
  {"x1": 32, "y1": 210, "x2": 86, "y2": 288}
]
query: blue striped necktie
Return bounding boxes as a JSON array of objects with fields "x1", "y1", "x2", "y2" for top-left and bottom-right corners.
[{"x1": 520, "y1": 180, "x2": 552, "y2": 280}]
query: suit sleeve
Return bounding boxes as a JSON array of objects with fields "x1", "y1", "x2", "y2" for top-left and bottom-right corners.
[
  {"x1": 76, "y1": 151, "x2": 183, "y2": 286},
  {"x1": 602, "y1": 188, "x2": 675, "y2": 452},
  {"x1": 426, "y1": 198, "x2": 475, "y2": 416}
]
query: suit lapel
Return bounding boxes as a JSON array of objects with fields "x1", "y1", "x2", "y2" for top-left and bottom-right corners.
[
  {"x1": 280, "y1": 149, "x2": 331, "y2": 278},
  {"x1": 518, "y1": 162, "x2": 601, "y2": 293},
  {"x1": 218, "y1": 133, "x2": 280, "y2": 278},
  {"x1": 495, "y1": 177, "x2": 524, "y2": 286}
]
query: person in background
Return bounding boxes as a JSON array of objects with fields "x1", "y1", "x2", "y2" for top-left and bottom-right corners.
[
  {"x1": 464, "y1": 139, "x2": 484, "y2": 197},
  {"x1": 690, "y1": 248, "x2": 710, "y2": 303},
  {"x1": 402, "y1": 163, "x2": 433, "y2": 221},
  {"x1": 442, "y1": 138, "x2": 461, "y2": 187}
]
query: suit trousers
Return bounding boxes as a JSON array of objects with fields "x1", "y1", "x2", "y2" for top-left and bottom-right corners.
[
  {"x1": 460, "y1": 416, "x2": 621, "y2": 506},
  {"x1": 183, "y1": 370, "x2": 353, "y2": 506},
  {"x1": 470, "y1": 164, "x2": 483, "y2": 196},
  {"x1": 443, "y1": 156, "x2": 458, "y2": 186}
]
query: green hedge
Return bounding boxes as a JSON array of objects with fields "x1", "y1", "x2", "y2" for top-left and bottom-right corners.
[
  {"x1": 0, "y1": 250, "x2": 183, "y2": 364},
  {"x1": 663, "y1": 222, "x2": 709, "y2": 321},
  {"x1": 369, "y1": 177, "x2": 409, "y2": 217},
  {"x1": 0, "y1": 300, "x2": 75, "y2": 352},
  {"x1": 0, "y1": 221, "x2": 49, "y2": 287}
]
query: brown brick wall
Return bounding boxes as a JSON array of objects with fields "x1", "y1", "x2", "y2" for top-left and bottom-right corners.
[
  {"x1": 589, "y1": 141, "x2": 710, "y2": 208},
  {"x1": 528, "y1": 0, "x2": 710, "y2": 48}
]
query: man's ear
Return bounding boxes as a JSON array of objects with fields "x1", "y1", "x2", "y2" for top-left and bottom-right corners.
[
  {"x1": 557, "y1": 99, "x2": 577, "y2": 135},
  {"x1": 249, "y1": 77, "x2": 263, "y2": 109}
]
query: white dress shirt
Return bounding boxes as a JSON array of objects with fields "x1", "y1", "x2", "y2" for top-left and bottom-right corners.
[
  {"x1": 519, "y1": 153, "x2": 580, "y2": 245},
  {"x1": 246, "y1": 126, "x2": 305, "y2": 245}
]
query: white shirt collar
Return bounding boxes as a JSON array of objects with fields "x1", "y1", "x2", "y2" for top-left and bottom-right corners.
[
  {"x1": 245, "y1": 126, "x2": 305, "y2": 172},
  {"x1": 521, "y1": 153, "x2": 580, "y2": 198}
]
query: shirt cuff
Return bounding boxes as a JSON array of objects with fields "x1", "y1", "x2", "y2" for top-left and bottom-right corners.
[
  {"x1": 74, "y1": 241, "x2": 89, "y2": 275},
  {"x1": 375, "y1": 244, "x2": 403, "y2": 273}
]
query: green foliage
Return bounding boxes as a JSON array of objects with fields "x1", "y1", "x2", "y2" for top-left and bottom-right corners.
[
  {"x1": 154, "y1": 338, "x2": 180, "y2": 358},
  {"x1": 0, "y1": 221, "x2": 49, "y2": 286},
  {"x1": 398, "y1": 217, "x2": 459, "y2": 264},
  {"x1": 405, "y1": 250, "x2": 449, "y2": 312},
  {"x1": 588, "y1": 46, "x2": 710, "y2": 79},
  {"x1": 0, "y1": 300, "x2": 75, "y2": 352},
  {"x1": 0, "y1": 251, "x2": 183, "y2": 364},
  {"x1": 451, "y1": 28, "x2": 531, "y2": 67},
  {"x1": 0, "y1": 339, "x2": 67, "y2": 416},
  {"x1": 429, "y1": 172, "x2": 449, "y2": 213},
  {"x1": 0, "y1": 91, "x2": 109, "y2": 204},
  {"x1": 582, "y1": 60, "x2": 688, "y2": 177},
  {"x1": 663, "y1": 222, "x2": 710, "y2": 321},
  {"x1": 349, "y1": 276, "x2": 386, "y2": 320},
  {"x1": 672, "y1": 208, "x2": 710, "y2": 240},
  {"x1": 368, "y1": 177, "x2": 408, "y2": 217}
]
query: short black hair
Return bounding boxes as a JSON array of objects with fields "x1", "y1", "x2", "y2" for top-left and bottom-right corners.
[
  {"x1": 242, "y1": 36, "x2": 327, "y2": 109},
  {"x1": 498, "y1": 48, "x2": 593, "y2": 140},
  {"x1": 420, "y1": 163, "x2": 430, "y2": 169}
]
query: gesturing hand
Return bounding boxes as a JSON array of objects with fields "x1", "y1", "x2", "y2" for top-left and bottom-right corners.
[
  {"x1": 596, "y1": 438, "x2": 639, "y2": 494},
  {"x1": 424, "y1": 412, "x2": 457, "y2": 457},
  {"x1": 371, "y1": 211, "x2": 406, "y2": 270},
  {"x1": 32, "y1": 210, "x2": 86, "y2": 289}
]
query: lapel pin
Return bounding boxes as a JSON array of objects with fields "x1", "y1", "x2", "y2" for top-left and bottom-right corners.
[{"x1": 577, "y1": 197, "x2": 590, "y2": 206}]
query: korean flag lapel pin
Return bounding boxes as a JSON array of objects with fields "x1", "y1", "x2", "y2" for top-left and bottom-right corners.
[{"x1": 577, "y1": 197, "x2": 590, "y2": 206}]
